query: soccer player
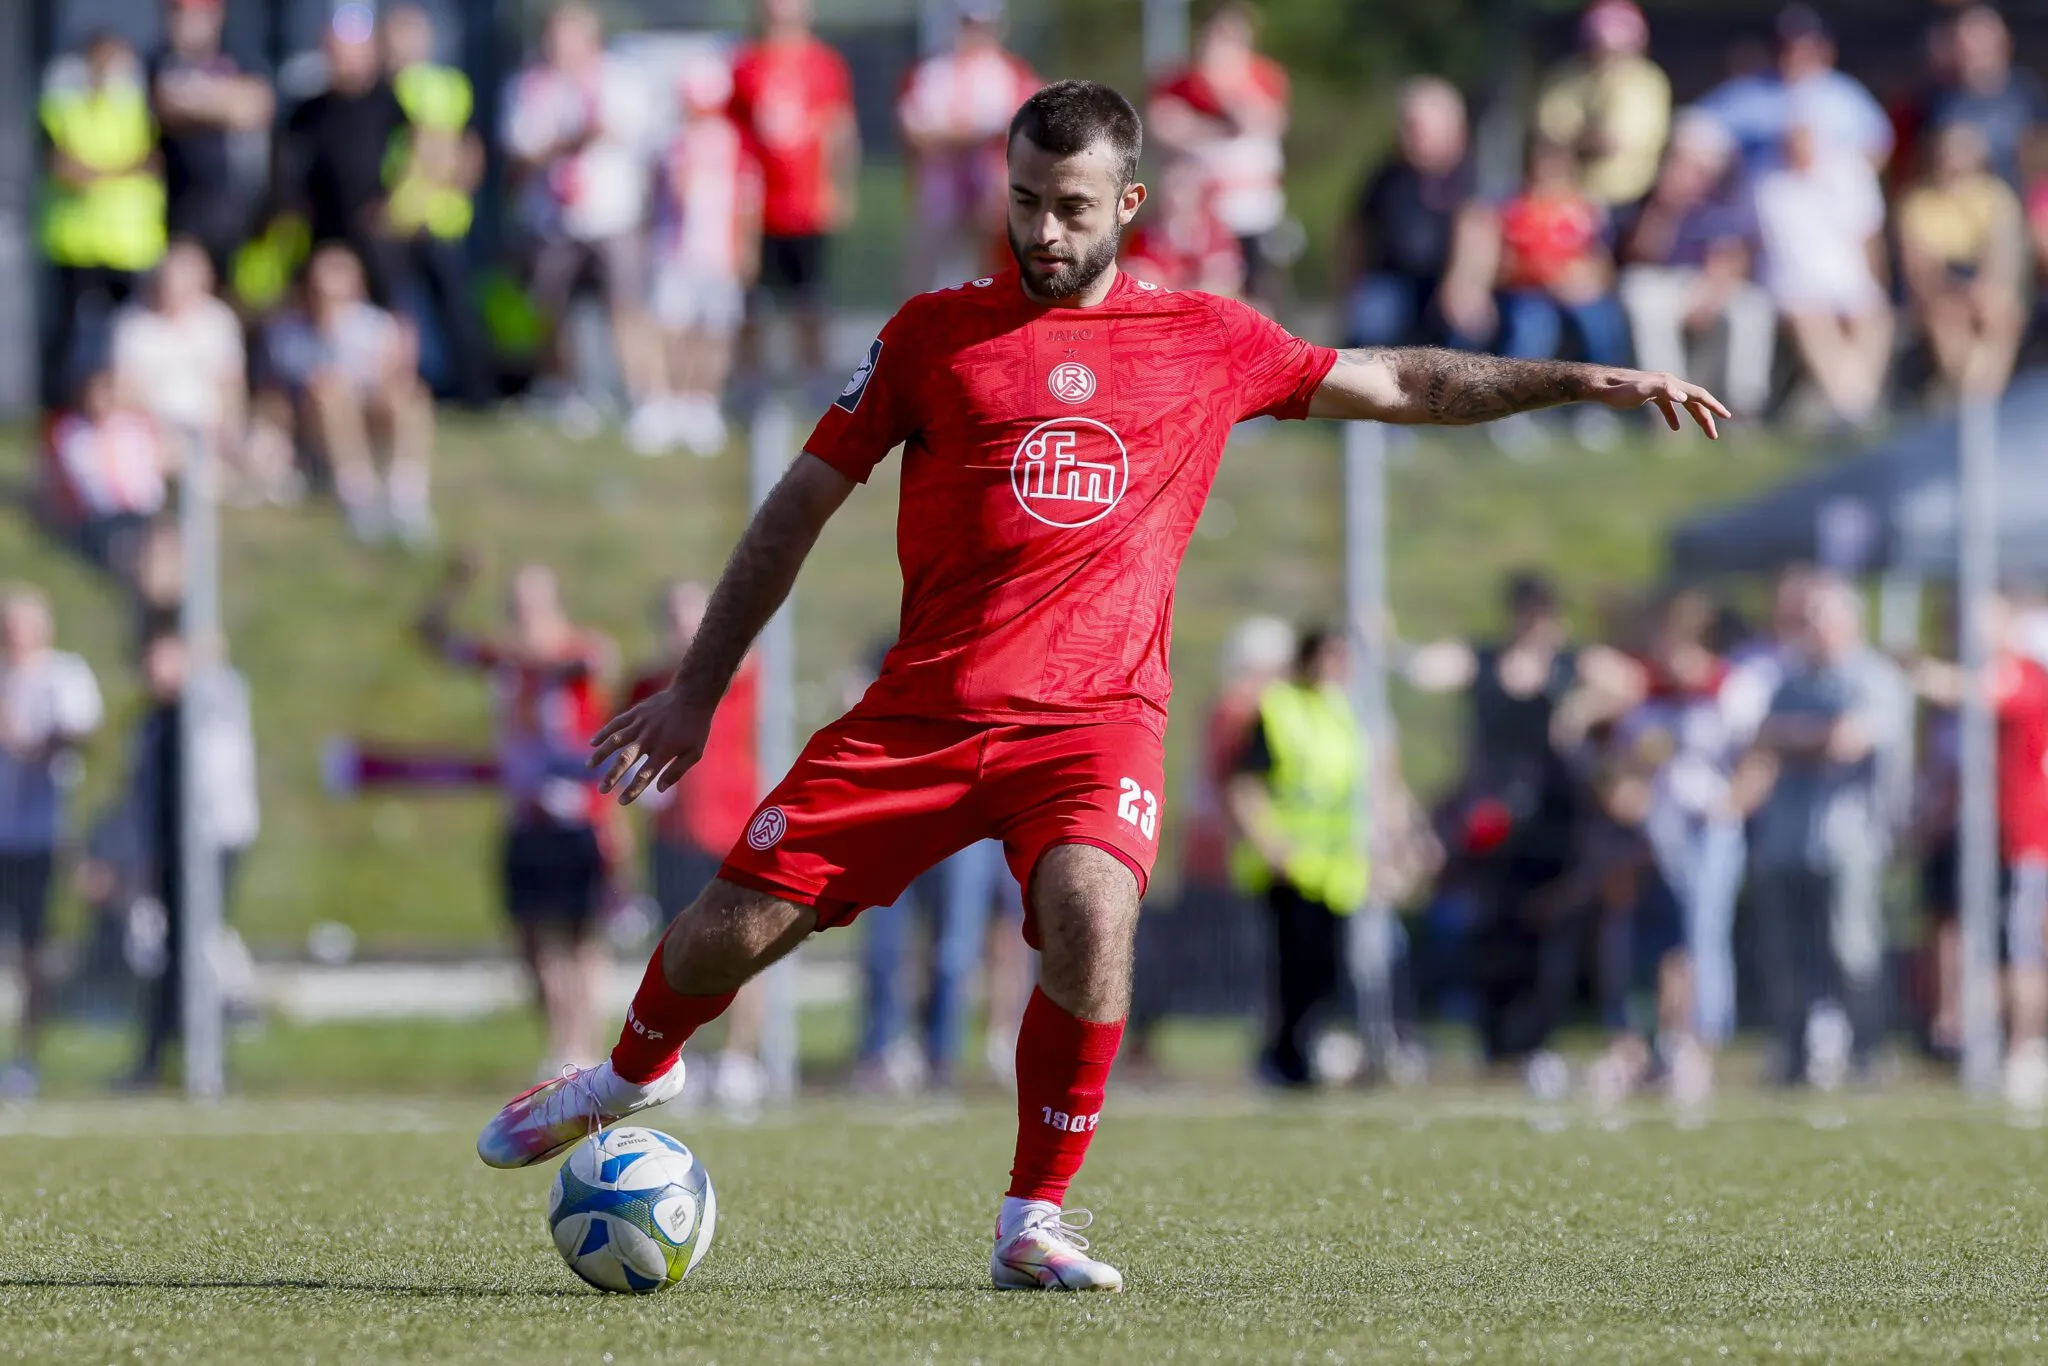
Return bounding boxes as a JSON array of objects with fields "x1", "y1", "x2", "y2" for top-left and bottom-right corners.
[{"x1": 478, "y1": 80, "x2": 1727, "y2": 1291}]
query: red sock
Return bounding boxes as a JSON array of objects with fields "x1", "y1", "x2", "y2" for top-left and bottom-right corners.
[
  {"x1": 608, "y1": 938, "x2": 735, "y2": 1084},
  {"x1": 1007, "y1": 987, "x2": 1125, "y2": 1204}
]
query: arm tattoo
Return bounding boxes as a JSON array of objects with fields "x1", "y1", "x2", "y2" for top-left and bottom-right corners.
[
  {"x1": 671, "y1": 478, "x2": 829, "y2": 707},
  {"x1": 1353, "y1": 347, "x2": 1605, "y2": 425}
]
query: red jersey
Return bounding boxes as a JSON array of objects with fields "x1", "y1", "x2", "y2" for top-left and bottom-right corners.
[
  {"x1": 628, "y1": 661, "x2": 761, "y2": 855},
  {"x1": 1122, "y1": 209, "x2": 1244, "y2": 294},
  {"x1": 445, "y1": 633, "x2": 614, "y2": 831},
  {"x1": 730, "y1": 36, "x2": 853, "y2": 238},
  {"x1": 1149, "y1": 58, "x2": 1290, "y2": 236},
  {"x1": 804, "y1": 267, "x2": 1336, "y2": 735},
  {"x1": 1498, "y1": 191, "x2": 1605, "y2": 291},
  {"x1": 1996, "y1": 654, "x2": 2048, "y2": 860}
]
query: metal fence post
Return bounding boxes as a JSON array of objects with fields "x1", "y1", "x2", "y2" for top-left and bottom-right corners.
[
  {"x1": 1957, "y1": 395, "x2": 2001, "y2": 1095},
  {"x1": 1343, "y1": 420, "x2": 1397, "y2": 1070},
  {"x1": 750, "y1": 399, "x2": 801, "y2": 1101},
  {"x1": 179, "y1": 430, "x2": 226, "y2": 1100}
]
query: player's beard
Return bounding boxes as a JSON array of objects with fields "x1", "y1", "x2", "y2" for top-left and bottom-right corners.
[{"x1": 1010, "y1": 220, "x2": 1123, "y2": 302}]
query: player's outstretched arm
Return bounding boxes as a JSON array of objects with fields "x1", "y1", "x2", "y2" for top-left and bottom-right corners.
[
  {"x1": 591, "y1": 453, "x2": 856, "y2": 803},
  {"x1": 1306, "y1": 347, "x2": 1730, "y2": 438}
]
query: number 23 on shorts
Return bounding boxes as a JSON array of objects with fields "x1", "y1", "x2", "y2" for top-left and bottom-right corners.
[{"x1": 1115, "y1": 777, "x2": 1158, "y2": 840}]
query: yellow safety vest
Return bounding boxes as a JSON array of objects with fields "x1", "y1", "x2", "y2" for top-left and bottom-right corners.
[
  {"x1": 40, "y1": 82, "x2": 166, "y2": 271},
  {"x1": 1230, "y1": 681, "x2": 1369, "y2": 913},
  {"x1": 385, "y1": 63, "x2": 475, "y2": 240},
  {"x1": 230, "y1": 213, "x2": 312, "y2": 314}
]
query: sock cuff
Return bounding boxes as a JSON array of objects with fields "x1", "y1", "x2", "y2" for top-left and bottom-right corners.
[{"x1": 1023, "y1": 987, "x2": 1126, "y2": 1064}]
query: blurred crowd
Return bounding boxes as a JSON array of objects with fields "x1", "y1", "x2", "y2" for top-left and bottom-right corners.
[
  {"x1": 1179, "y1": 571, "x2": 2048, "y2": 1108},
  {"x1": 1345, "y1": 1, "x2": 2048, "y2": 446},
  {"x1": 31, "y1": 0, "x2": 2048, "y2": 585}
]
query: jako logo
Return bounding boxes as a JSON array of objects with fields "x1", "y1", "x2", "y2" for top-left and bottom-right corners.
[
  {"x1": 1009, "y1": 418, "x2": 1128, "y2": 529},
  {"x1": 746, "y1": 806, "x2": 788, "y2": 851}
]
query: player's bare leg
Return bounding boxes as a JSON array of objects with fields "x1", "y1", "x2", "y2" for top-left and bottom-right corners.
[
  {"x1": 992, "y1": 843, "x2": 1137, "y2": 1293},
  {"x1": 478, "y1": 879, "x2": 813, "y2": 1168}
]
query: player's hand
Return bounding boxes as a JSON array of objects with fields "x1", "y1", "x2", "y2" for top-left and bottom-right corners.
[
  {"x1": 589, "y1": 687, "x2": 714, "y2": 805},
  {"x1": 1588, "y1": 370, "x2": 1732, "y2": 438}
]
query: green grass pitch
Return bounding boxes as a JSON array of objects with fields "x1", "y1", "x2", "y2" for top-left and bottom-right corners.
[{"x1": 3, "y1": 1092, "x2": 2046, "y2": 1364}]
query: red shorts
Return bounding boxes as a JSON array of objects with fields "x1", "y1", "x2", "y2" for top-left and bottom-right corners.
[{"x1": 718, "y1": 714, "x2": 1164, "y2": 943}]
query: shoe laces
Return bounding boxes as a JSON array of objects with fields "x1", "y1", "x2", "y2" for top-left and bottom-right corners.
[
  {"x1": 537, "y1": 1063, "x2": 607, "y2": 1139},
  {"x1": 1019, "y1": 1207, "x2": 1097, "y2": 1255}
]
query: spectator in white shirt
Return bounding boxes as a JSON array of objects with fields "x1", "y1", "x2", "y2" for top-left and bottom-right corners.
[
  {"x1": 50, "y1": 369, "x2": 168, "y2": 578},
  {"x1": 643, "y1": 55, "x2": 762, "y2": 458},
  {"x1": 503, "y1": 2, "x2": 661, "y2": 436},
  {"x1": 0, "y1": 585, "x2": 105, "y2": 1096},
  {"x1": 897, "y1": 0, "x2": 1040, "y2": 293},
  {"x1": 111, "y1": 239, "x2": 291, "y2": 506},
  {"x1": 1754, "y1": 121, "x2": 1894, "y2": 427}
]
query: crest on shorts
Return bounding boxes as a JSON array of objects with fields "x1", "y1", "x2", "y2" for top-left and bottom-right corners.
[
  {"x1": 1047, "y1": 362, "x2": 1096, "y2": 405},
  {"x1": 835, "y1": 338, "x2": 883, "y2": 413},
  {"x1": 746, "y1": 806, "x2": 788, "y2": 851}
]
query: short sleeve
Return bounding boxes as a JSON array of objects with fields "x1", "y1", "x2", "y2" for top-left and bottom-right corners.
[
  {"x1": 814, "y1": 45, "x2": 853, "y2": 114},
  {"x1": 803, "y1": 305, "x2": 924, "y2": 483},
  {"x1": 1845, "y1": 77, "x2": 1894, "y2": 162},
  {"x1": 1204, "y1": 295, "x2": 1338, "y2": 423},
  {"x1": 1235, "y1": 712, "x2": 1276, "y2": 778},
  {"x1": 54, "y1": 655, "x2": 103, "y2": 737},
  {"x1": 501, "y1": 72, "x2": 555, "y2": 160}
]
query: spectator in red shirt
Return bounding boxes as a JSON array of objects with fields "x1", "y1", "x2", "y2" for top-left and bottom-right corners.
[
  {"x1": 419, "y1": 554, "x2": 620, "y2": 1079},
  {"x1": 1484, "y1": 138, "x2": 1630, "y2": 367},
  {"x1": 1120, "y1": 160, "x2": 1243, "y2": 295},
  {"x1": 731, "y1": 0, "x2": 858, "y2": 390},
  {"x1": 1148, "y1": 4, "x2": 1289, "y2": 306},
  {"x1": 897, "y1": 0, "x2": 1039, "y2": 292},
  {"x1": 1913, "y1": 592, "x2": 2048, "y2": 1107}
]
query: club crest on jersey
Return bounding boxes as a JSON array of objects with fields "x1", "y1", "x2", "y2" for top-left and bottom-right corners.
[
  {"x1": 1047, "y1": 362, "x2": 1096, "y2": 405},
  {"x1": 746, "y1": 806, "x2": 788, "y2": 851},
  {"x1": 835, "y1": 339, "x2": 883, "y2": 413},
  {"x1": 1010, "y1": 418, "x2": 1128, "y2": 529}
]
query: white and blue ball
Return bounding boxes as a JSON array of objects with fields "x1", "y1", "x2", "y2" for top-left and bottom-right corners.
[{"x1": 547, "y1": 1126, "x2": 716, "y2": 1293}]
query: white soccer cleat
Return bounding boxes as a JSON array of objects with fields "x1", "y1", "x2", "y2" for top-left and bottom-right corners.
[
  {"x1": 476, "y1": 1058, "x2": 688, "y2": 1170},
  {"x1": 991, "y1": 1206, "x2": 1124, "y2": 1293}
]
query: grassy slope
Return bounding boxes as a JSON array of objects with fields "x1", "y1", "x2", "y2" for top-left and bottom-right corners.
[
  {"x1": 0, "y1": 415, "x2": 1809, "y2": 952},
  {"x1": 2, "y1": 1094, "x2": 2045, "y2": 1364}
]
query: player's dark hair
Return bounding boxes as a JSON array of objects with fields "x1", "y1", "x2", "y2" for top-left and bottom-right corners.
[{"x1": 1009, "y1": 80, "x2": 1143, "y2": 187}]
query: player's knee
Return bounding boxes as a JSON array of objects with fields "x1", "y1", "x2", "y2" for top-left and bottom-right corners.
[{"x1": 1029, "y1": 844, "x2": 1141, "y2": 961}]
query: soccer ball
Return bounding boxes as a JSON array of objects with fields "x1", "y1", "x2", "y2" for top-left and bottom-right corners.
[{"x1": 547, "y1": 1127, "x2": 717, "y2": 1293}]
